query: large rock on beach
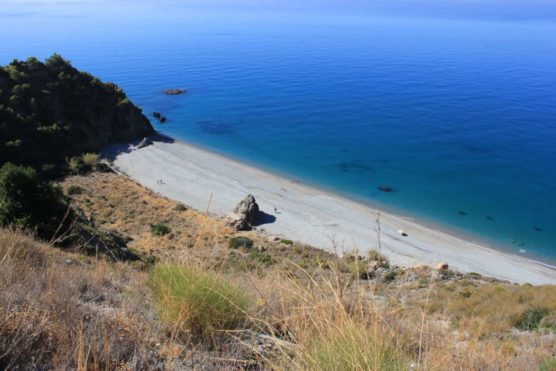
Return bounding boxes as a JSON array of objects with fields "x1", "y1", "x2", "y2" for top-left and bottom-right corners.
[{"x1": 226, "y1": 194, "x2": 260, "y2": 231}]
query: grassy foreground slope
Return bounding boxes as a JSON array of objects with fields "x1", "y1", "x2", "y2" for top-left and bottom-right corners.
[{"x1": 4, "y1": 171, "x2": 554, "y2": 370}]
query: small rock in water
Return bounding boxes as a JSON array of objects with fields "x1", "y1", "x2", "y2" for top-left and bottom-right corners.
[
  {"x1": 457, "y1": 210, "x2": 467, "y2": 216},
  {"x1": 486, "y1": 216, "x2": 494, "y2": 221},
  {"x1": 398, "y1": 229, "x2": 408, "y2": 237},
  {"x1": 534, "y1": 226, "x2": 543, "y2": 232},
  {"x1": 159, "y1": 116, "x2": 167, "y2": 123},
  {"x1": 378, "y1": 185, "x2": 393, "y2": 193},
  {"x1": 163, "y1": 88, "x2": 186, "y2": 95},
  {"x1": 153, "y1": 111, "x2": 161, "y2": 119}
]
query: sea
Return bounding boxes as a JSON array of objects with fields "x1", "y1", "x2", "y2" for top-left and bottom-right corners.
[{"x1": 1, "y1": 0, "x2": 555, "y2": 262}]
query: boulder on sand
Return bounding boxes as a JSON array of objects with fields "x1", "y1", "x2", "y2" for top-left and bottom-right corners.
[{"x1": 226, "y1": 194, "x2": 260, "y2": 231}]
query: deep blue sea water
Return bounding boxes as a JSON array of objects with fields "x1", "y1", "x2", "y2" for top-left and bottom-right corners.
[{"x1": 1, "y1": 1, "x2": 555, "y2": 261}]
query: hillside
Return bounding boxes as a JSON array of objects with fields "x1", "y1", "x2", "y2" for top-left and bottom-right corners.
[
  {"x1": 0, "y1": 171, "x2": 555, "y2": 369},
  {"x1": 0, "y1": 55, "x2": 153, "y2": 176}
]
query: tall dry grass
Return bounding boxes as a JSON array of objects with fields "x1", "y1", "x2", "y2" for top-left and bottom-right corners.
[
  {"x1": 1, "y1": 217, "x2": 554, "y2": 370},
  {"x1": 0, "y1": 228, "x2": 160, "y2": 370}
]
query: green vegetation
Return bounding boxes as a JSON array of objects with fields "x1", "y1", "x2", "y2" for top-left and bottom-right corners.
[
  {"x1": 247, "y1": 250, "x2": 274, "y2": 266},
  {"x1": 148, "y1": 264, "x2": 251, "y2": 337},
  {"x1": 0, "y1": 163, "x2": 68, "y2": 239},
  {"x1": 280, "y1": 238, "x2": 294, "y2": 245},
  {"x1": 66, "y1": 185, "x2": 84, "y2": 195},
  {"x1": 540, "y1": 357, "x2": 556, "y2": 371},
  {"x1": 425, "y1": 281, "x2": 556, "y2": 336},
  {"x1": 368, "y1": 249, "x2": 390, "y2": 268},
  {"x1": 516, "y1": 307, "x2": 550, "y2": 331},
  {"x1": 174, "y1": 202, "x2": 187, "y2": 211},
  {"x1": 0, "y1": 55, "x2": 153, "y2": 176},
  {"x1": 150, "y1": 223, "x2": 171, "y2": 236},
  {"x1": 382, "y1": 270, "x2": 398, "y2": 283},
  {"x1": 67, "y1": 153, "x2": 101, "y2": 174},
  {"x1": 0, "y1": 164, "x2": 138, "y2": 260},
  {"x1": 228, "y1": 236, "x2": 254, "y2": 249},
  {"x1": 302, "y1": 323, "x2": 408, "y2": 371}
]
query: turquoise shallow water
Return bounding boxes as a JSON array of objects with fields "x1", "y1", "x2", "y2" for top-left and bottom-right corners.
[{"x1": 1, "y1": 1, "x2": 555, "y2": 261}]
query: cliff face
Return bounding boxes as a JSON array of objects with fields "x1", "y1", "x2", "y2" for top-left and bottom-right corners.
[{"x1": 0, "y1": 55, "x2": 154, "y2": 174}]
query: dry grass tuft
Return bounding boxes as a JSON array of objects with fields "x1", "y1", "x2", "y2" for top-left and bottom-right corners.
[
  {"x1": 148, "y1": 264, "x2": 252, "y2": 340},
  {"x1": 0, "y1": 228, "x2": 159, "y2": 369}
]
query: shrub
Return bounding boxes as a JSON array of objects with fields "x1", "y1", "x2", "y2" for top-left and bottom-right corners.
[
  {"x1": 67, "y1": 153, "x2": 100, "y2": 174},
  {"x1": 174, "y1": 203, "x2": 187, "y2": 212},
  {"x1": 66, "y1": 185, "x2": 84, "y2": 195},
  {"x1": 228, "y1": 236, "x2": 254, "y2": 249},
  {"x1": 40, "y1": 163, "x2": 56, "y2": 175},
  {"x1": 150, "y1": 223, "x2": 170, "y2": 236},
  {"x1": 0, "y1": 163, "x2": 68, "y2": 239},
  {"x1": 302, "y1": 322, "x2": 408, "y2": 370},
  {"x1": 67, "y1": 156, "x2": 82, "y2": 174},
  {"x1": 540, "y1": 357, "x2": 556, "y2": 371},
  {"x1": 539, "y1": 313, "x2": 556, "y2": 331},
  {"x1": 368, "y1": 249, "x2": 390, "y2": 268},
  {"x1": 281, "y1": 239, "x2": 294, "y2": 245},
  {"x1": 339, "y1": 258, "x2": 368, "y2": 280},
  {"x1": 515, "y1": 307, "x2": 550, "y2": 331},
  {"x1": 383, "y1": 271, "x2": 397, "y2": 283},
  {"x1": 248, "y1": 250, "x2": 274, "y2": 266},
  {"x1": 148, "y1": 264, "x2": 251, "y2": 337},
  {"x1": 81, "y1": 153, "x2": 99, "y2": 169}
]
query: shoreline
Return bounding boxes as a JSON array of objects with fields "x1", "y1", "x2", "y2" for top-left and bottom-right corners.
[
  {"x1": 106, "y1": 136, "x2": 556, "y2": 284},
  {"x1": 167, "y1": 137, "x2": 556, "y2": 267}
]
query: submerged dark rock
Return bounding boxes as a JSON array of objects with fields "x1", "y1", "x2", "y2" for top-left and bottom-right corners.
[
  {"x1": 163, "y1": 88, "x2": 186, "y2": 95},
  {"x1": 197, "y1": 119, "x2": 238, "y2": 135},
  {"x1": 153, "y1": 112, "x2": 161, "y2": 119},
  {"x1": 338, "y1": 161, "x2": 374, "y2": 174},
  {"x1": 534, "y1": 226, "x2": 543, "y2": 232},
  {"x1": 378, "y1": 185, "x2": 394, "y2": 193},
  {"x1": 486, "y1": 216, "x2": 495, "y2": 221},
  {"x1": 159, "y1": 116, "x2": 167, "y2": 123},
  {"x1": 458, "y1": 211, "x2": 468, "y2": 216}
]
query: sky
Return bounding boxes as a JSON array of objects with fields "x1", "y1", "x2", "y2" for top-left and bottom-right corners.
[
  {"x1": 2, "y1": 0, "x2": 556, "y2": 22},
  {"x1": 135, "y1": 0, "x2": 556, "y2": 21}
]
